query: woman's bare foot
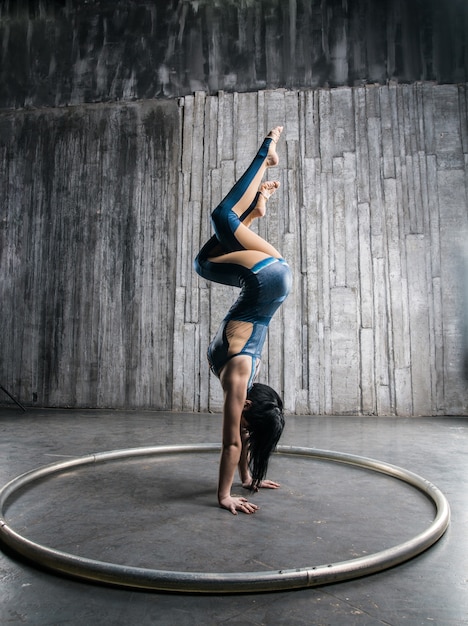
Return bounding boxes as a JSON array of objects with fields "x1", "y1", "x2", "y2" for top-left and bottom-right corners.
[
  {"x1": 249, "y1": 181, "x2": 280, "y2": 220},
  {"x1": 259, "y1": 180, "x2": 280, "y2": 200},
  {"x1": 266, "y1": 126, "x2": 283, "y2": 167}
]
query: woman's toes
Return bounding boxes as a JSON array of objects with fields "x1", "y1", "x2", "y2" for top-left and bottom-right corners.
[
  {"x1": 267, "y1": 126, "x2": 283, "y2": 143},
  {"x1": 266, "y1": 127, "x2": 282, "y2": 166},
  {"x1": 259, "y1": 180, "x2": 280, "y2": 200}
]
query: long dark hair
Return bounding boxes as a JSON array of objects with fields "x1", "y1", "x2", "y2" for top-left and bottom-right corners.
[{"x1": 244, "y1": 383, "x2": 285, "y2": 490}]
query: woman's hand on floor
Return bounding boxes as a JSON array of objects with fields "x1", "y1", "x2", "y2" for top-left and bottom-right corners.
[
  {"x1": 258, "y1": 479, "x2": 281, "y2": 489},
  {"x1": 219, "y1": 495, "x2": 259, "y2": 515},
  {"x1": 242, "y1": 479, "x2": 281, "y2": 490}
]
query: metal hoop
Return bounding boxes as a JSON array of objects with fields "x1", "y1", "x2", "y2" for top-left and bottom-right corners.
[{"x1": 0, "y1": 444, "x2": 450, "y2": 593}]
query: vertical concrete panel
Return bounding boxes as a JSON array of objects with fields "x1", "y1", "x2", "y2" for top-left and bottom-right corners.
[
  {"x1": 373, "y1": 257, "x2": 392, "y2": 415},
  {"x1": 437, "y1": 170, "x2": 468, "y2": 414},
  {"x1": 332, "y1": 157, "x2": 346, "y2": 287},
  {"x1": 330, "y1": 87, "x2": 355, "y2": 155},
  {"x1": 354, "y1": 87, "x2": 370, "y2": 204},
  {"x1": 282, "y1": 232, "x2": 299, "y2": 414},
  {"x1": 406, "y1": 235, "x2": 433, "y2": 415},
  {"x1": 360, "y1": 327, "x2": 376, "y2": 415},
  {"x1": 358, "y1": 202, "x2": 374, "y2": 329},
  {"x1": 379, "y1": 86, "x2": 396, "y2": 180},
  {"x1": 384, "y1": 178, "x2": 410, "y2": 373},
  {"x1": 302, "y1": 157, "x2": 321, "y2": 413},
  {"x1": 433, "y1": 86, "x2": 464, "y2": 170},
  {"x1": 330, "y1": 287, "x2": 360, "y2": 414},
  {"x1": 344, "y1": 152, "x2": 359, "y2": 288}
]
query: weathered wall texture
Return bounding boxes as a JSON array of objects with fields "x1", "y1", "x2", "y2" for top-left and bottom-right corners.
[
  {"x1": 1, "y1": 85, "x2": 467, "y2": 414},
  {"x1": 177, "y1": 85, "x2": 468, "y2": 416},
  {"x1": 1, "y1": 0, "x2": 468, "y2": 415},
  {"x1": 0, "y1": 100, "x2": 180, "y2": 408},
  {"x1": 1, "y1": 0, "x2": 467, "y2": 109}
]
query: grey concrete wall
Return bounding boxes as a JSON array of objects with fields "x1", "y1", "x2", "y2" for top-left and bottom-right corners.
[
  {"x1": 1, "y1": 2, "x2": 467, "y2": 415},
  {"x1": 0, "y1": 100, "x2": 180, "y2": 408},
  {"x1": 177, "y1": 86, "x2": 468, "y2": 416},
  {"x1": 1, "y1": 0, "x2": 467, "y2": 108},
  {"x1": 3, "y1": 84, "x2": 466, "y2": 415}
]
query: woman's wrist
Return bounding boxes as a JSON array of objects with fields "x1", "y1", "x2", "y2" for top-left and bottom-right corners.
[{"x1": 241, "y1": 475, "x2": 253, "y2": 488}]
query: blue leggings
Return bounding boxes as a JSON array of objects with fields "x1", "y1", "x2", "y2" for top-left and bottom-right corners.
[
  {"x1": 194, "y1": 137, "x2": 291, "y2": 384},
  {"x1": 194, "y1": 137, "x2": 272, "y2": 282}
]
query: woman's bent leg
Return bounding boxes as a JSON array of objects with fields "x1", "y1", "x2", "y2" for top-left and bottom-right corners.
[
  {"x1": 194, "y1": 127, "x2": 283, "y2": 279},
  {"x1": 210, "y1": 128, "x2": 282, "y2": 254},
  {"x1": 218, "y1": 127, "x2": 281, "y2": 220}
]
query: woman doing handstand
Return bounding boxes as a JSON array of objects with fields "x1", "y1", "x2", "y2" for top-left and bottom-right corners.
[{"x1": 194, "y1": 126, "x2": 291, "y2": 515}]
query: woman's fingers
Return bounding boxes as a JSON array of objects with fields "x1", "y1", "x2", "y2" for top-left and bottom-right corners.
[
  {"x1": 221, "y1": 495, "x2": 259, "y2": 515},
  {"x1": 260, "y1": 479, "x2": 281, "y2": 489},
  {"x1": 237, "y1": 497, "x2": 258, "y2": 514}
]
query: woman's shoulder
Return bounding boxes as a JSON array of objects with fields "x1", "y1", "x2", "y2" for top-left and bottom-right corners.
[{"x1": 220, "y1": 355, "x2": 253, "y2": 389}]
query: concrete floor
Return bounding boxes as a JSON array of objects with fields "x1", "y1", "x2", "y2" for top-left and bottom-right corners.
[{"x1": 0, "y1": 408, "x2": 467, "y2": 625}]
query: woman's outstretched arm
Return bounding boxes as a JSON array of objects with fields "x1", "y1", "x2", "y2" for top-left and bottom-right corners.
[{"x1": 218, "y1": 358, "x2": 259, "y2": 515}]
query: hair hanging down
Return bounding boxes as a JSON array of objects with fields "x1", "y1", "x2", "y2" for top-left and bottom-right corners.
[{"x1": 244, "y1": 383, "x2": 285, "y2": 490}]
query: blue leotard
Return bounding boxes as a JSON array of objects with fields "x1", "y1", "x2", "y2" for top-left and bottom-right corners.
[
  {"x1": 205, "y1": 256, "x2": 291, "y2": 387},
  {"x1": 194, "y1": 137, "x2": 291, "y2": 388}
]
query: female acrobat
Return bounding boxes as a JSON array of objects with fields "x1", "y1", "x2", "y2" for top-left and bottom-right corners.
[{"x1": 194, "y1": 126, "x2": 291, "y2": 515}]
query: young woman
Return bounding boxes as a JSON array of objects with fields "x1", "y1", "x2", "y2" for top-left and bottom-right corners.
[{"x1": 194, "y1": 126, "x2": 291, "y2": 515}]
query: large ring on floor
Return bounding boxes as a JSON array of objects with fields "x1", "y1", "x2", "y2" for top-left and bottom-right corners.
[{"x1": 0, "y1": 444, "x2": 450, "y2": 594}]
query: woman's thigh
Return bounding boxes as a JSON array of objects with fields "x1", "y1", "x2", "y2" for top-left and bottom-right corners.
[{"x1": 208, "y1": 248, "x2": 272, "y2": 269}]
